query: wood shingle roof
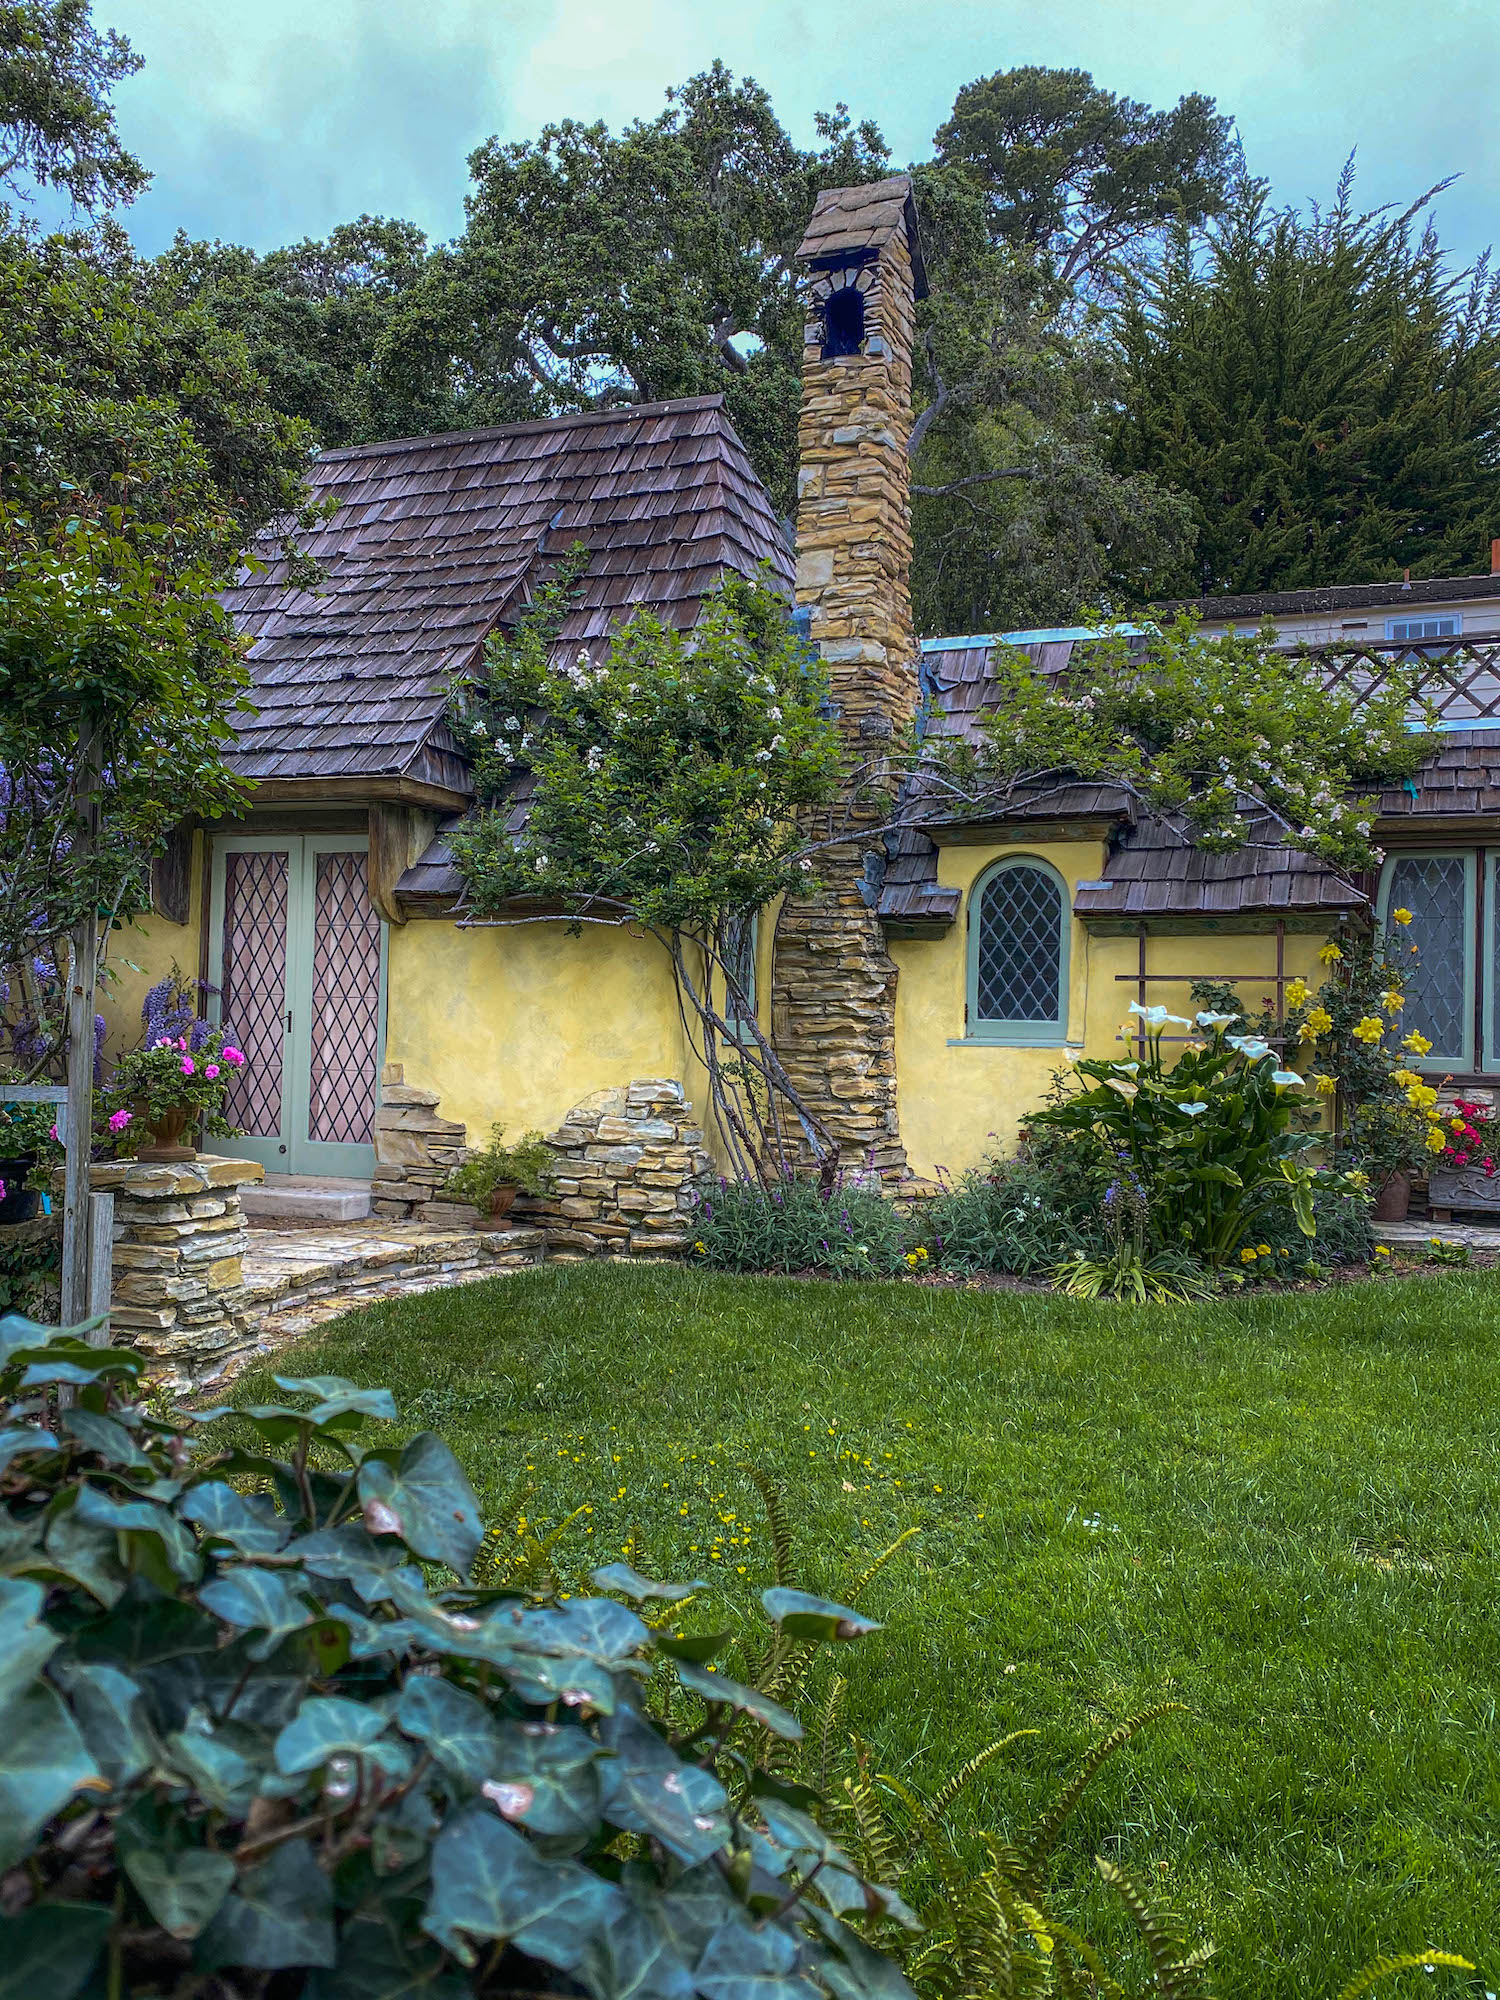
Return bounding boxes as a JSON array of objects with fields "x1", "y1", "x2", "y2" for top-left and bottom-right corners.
[{"x1": 223, "y1": 395, "x2": 791, "y2": 792}]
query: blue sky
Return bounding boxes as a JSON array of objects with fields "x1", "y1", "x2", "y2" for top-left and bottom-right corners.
[{"x1": 88, "y1": 0, "x2": 1500, "y2": 269}]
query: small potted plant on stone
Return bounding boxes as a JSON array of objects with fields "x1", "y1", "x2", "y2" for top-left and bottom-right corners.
[
  {"x1": 441, "y1": 1123, "x2": 555, "y2": 1222},
  {"x1": 1347, "y1": 1098, "x2": 1430, "y2": 1222},
  {"x1": 102, "y1": 1030, "x2": 245, "y2": 1162}
]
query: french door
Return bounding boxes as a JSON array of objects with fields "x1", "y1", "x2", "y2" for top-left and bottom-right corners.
[{"x1": 206, "y1": 835, "x2": 386, "y2": 1177}]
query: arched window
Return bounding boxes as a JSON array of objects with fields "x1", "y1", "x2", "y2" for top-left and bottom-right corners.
[{"x1": 967, "y1": 857, "x2": 1068, "y2": 1042}]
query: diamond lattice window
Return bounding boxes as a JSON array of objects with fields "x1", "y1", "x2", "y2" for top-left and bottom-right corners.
[
  {"x1": 308, "y1": 852, "x2": 382, "y2": 1145},
  {"x1": 1387, "y1": 855, "x2": 1469, "y2": 1059},
  {"x1": 975, "y1": 865, "x2": 1063, "y2": 1024},
  {"x1": 220, "y1": 850, "x2": 289, "y2": 1138}
]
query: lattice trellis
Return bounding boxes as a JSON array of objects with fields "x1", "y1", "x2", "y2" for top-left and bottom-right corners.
[
  {"x1": 1303, "y1": 639, "x2": 1500, "y2": 725},
  {"x1": 308, "y1": 852, "x2": 382, "y2": 1145},
  {"x1": 976, "y1": 866, "x2": 1062, "y2": 1022},
  {"x1": 1387, "y1": 854, "x2": 1469, "y2": 1057},
  {"x1": 220, "y1": 851, "x2": 288, "y2": 1138}
]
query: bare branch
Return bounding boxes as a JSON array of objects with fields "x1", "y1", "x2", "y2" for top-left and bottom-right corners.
[{"x1": 911, "y1": 467, "x2": 1035, "y2": 497}]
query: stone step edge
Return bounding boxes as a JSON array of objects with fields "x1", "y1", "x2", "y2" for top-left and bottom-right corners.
[{"x1": 240, "y1": 1229, "x2": 546, "y2": 1310}]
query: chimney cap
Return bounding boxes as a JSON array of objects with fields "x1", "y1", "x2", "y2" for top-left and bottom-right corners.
[{"x1": 797, "y1": 173, "x2": 928, "y2": 300}]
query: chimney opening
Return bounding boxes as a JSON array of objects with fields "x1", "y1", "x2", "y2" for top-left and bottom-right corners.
[{"x1": 821, "y1": 281, "x2": 865, "y2": 359}]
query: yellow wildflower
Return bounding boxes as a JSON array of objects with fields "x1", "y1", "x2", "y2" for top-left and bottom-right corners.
[
  {"x1": 1381, "y1": 989, "x2": 1405, "y2": 1013},
  {"x1": 1313, "y1": 1073, "x2": 1337, "y2": 1097},
  {"x1": 1352, "y1": 1015, "x2": 1385, "y2": 1046},
  {"x1": 1392, "y1": 907, "x2": 1413, "y2": 926},
  {"x1": 1256, "y1": 1244, "x2": 1272, "y2": 1257},
  {"x1": 1239, "y1": 1247, "x2": 1258, "y2": 1264},
  {"x1": 1403, "y1": 1030, "x2": 1433, "y2": 1055},
  {"x1": 1285, "y1": 977, "x2": 1310, "y2": 1009},
  {"x1": 1425, "y1": 1125, "x2": 1447, "y2": 1153},
  {"x1": 1318, "y1": 940, "x2": 1344, "y2": 965},
  {"x1": 1344, "y1": 1169, "x2": 1369, "y2": 1190},
  {"x1": 1374, "y1": 1244, "x2": 1391, "y2": 1257}
]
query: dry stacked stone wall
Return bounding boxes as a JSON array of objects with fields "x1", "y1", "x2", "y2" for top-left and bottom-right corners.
[
  {"x1": 370, "y1": 1064, "x2": 476, "y2": 1226},
  {"x1": 516, "y1": 1080, "x2": 711, "y2": 1256},
  {"x1": 91, "y1": 1155, "x2": 265, "y2": 1390}
]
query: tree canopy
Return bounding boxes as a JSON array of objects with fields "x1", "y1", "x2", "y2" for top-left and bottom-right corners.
[
  {"x1": 0, "y1": 0, "x2": 145, "y2": 210},
  {"x1": 1111, "y1": 170, "x2": 1500, "y2": 597}
]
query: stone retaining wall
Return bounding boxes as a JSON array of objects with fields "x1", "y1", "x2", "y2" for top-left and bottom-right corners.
[
  {"x1": 517, "y1": 1079, "x2": 712, "y2": 1257},
  {"x1": 87, "y1": 1155, "x2": 265, "y2": 1390},
  {"x1": 369, "y1": 1063, "x2": 478, "y2": 1227}
]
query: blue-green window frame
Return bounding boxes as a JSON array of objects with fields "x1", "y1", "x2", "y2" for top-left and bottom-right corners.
[
  {"x1": 1377, "y1": 851, "x2": 1476, "y2": 1072},
  {"x1": 965, "y1": 855, "x2": 1070, "y2": 1045}
]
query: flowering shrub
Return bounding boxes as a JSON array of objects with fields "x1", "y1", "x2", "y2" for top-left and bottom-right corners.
[
  {"x1": 101, "y1": 1024, "x2": 244, "y2": 1144},
  {"x1": 1432, "y1": 1097, "x2": 1498, "y2": 1176},
  {"x1": 1028, "y1": 1004, "x2": 1362, "y2": 1269},
  {"x1": 692, "y1": 1172, "x2": 920, "y2": 1275}
]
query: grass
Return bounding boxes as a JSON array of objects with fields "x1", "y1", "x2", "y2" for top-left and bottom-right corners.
[{"x1": 231, "y1": 1263, "x2": 1500, "y2": 1998}]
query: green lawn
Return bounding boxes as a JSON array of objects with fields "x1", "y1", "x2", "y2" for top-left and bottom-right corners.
[{"x1": 233, "y1": 1264, "x2": 1500, "y2": 1997}]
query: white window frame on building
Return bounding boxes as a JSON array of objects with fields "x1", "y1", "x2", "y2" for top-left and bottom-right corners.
[{"x1": 1385, "y1": 613, "x2": 1462, "y2": 643}]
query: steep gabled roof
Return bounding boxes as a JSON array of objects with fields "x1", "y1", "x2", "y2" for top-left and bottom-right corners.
[{"x1": 222, "y1": 395, "x2": 791, "y2": 792}]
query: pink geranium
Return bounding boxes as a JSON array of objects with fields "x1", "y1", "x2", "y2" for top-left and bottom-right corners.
[
  {"x1": 180, "y1": 1057, "x2": 195, "y2": 1076},
  {"x1": 107, "y1": 1108, "x2": 132, "y2": 1133},
  {"x1": 204, "y1": 1063, "x2": 220, "y2": 1079},
  {"x1": 222, "y1": 1047, "x2": 245, "y2": 1067}
]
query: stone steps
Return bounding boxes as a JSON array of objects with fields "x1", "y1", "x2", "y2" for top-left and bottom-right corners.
[
  {"x1": 241, "y1": 1175, "x2": 372, "y2": 1225},
  {"x1": 241, "y1": 1222, "x2": 547, "y2": 1341}
]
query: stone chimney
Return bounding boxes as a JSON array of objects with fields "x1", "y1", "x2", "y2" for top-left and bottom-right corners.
[{"x1": 770, "y1": 176, "x2": 928, "y2": 1177}]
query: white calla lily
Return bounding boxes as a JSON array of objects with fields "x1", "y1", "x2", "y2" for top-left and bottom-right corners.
[
  {"x1": 1227, "y1": 1035, "x2": 1271, "y2": 1059},
  {"x1": 1177, "y1": 1102, "x2": 1209, "y2": 1116},
  {"x1": 1195, "y1": 1010, "x2": 1237, "y2": 1029},
  {"x1": 1127, "y1": 1002, "x2": 1169, "y2": 1027},
  {"x1": 1271, "y1": 1070, "x2": 1304, "y2": 1088}
]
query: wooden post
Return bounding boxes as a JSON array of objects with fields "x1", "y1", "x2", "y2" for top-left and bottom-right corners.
[
  {"x1": 85, "y1": 1190, "x2": 113, "y2": 1343},
  {"x1": 59, "y1": 723, "x2": 99, "y2": 1329}
]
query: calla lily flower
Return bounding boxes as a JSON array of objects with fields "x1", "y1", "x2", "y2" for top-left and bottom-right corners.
[
  {"x1": 1177, "y1": 1102, "x2": 1209, "y2": 1116},
  {"x1": 1195, "y1": 1010, "x2": 1237, "y2": 1029},
  {"x1": 1227, "y1": 1035, "x2": 1271, "y2": 1059},
  {"x1": 1127, "y1": 1002, "x2": 1169, "y2": 1027},
  {"x1": 1271, "y1": 1070, "x2": 1304, "y2": 1088}
]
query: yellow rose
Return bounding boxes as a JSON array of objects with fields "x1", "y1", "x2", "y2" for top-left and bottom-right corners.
[
  {"x1": 1390, "y1": 1068, "x2": 1419, "y2": 1088},
  {"x1": 1392, "y1": 907, "x2": 1413, "y2": 925},
  {"x1": 1305, "y1": 1005, "x2": 1334, "y2": 1037},
  {"x1": 1425, "y1": 1126, "x2": 1447, "y2": 1153},
  {"x1": 1318, "y1": 941, "x2": 1344, "y2": 965},
  {"x1": 1382, "y1": 989, "x2": 1404, "y2": 1013},
  {"x1": 1313, "y1": 1073, "x2": 1337, "y2": 1097},
  {"x1": 1352, "y1": 1015, "x2": 1385, "y2": 1045},
  {"x1": 1403, "y1": 1030, "x2": 1433, "y2": 1055},
  {"x1": 1285, "y1": 977, "x2": 1309, "y2": 1008},
  {"x1": 1451, "y1": 1115, "x2": 1466, "y2": 1131}
]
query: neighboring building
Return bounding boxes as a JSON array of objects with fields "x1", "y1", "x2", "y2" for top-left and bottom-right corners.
[
  {"x1": 104, "y1": 174, "x2": 1500, "y2": 1224},
  {"x1": 1160, "y1": 567, "x2": 1500, "y2": 649}
]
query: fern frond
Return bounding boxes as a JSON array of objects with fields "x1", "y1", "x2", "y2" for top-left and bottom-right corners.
[
  {"x1": 1334, "y1": 1953, "x2": 1475, "y2": 2000},
  {"x1": 1095, "y1": 1857, "x2": 1211, "y2": 2000},
  {"x1": 1018, "y1": 1703, "x2": 1185, "y2": 1890},
  {"x1": 844, "y1": 1742, "x2": 901, "y2": 1887},
  {"x1": 903, "y1": 1730, "x2": 1038, "y2": 1854},
  {"x1": 842, "y1": 1524, "x2": 920, "y2": 1606},
  {"x1": 809, "y1": 1671, "x2": 847, "y2": 1797},
  {"x1": 469, "y1": 1473, "x2": 535, "y2": 1583},
  {"x1": 1046, "y1": 1919, "x2": 1129, "y2": 2000},
  {"x1": 747, "y1": 1466, "x2": 795, "y2": 1590}
]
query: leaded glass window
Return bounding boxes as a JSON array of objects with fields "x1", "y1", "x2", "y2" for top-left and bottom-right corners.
[
  {"x1": 723, "y1": 915, "x2": 757, "y2": 1035},
  {"x1": 1383, "y1": 854, "x2": 1473, "y2": 1065},
  {"x1": 969, "y1": 860, "x2": 1067, "y2": 1038}
]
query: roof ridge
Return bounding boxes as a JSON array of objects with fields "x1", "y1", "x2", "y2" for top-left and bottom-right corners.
[{"x1": 315, "y1": 395, "x2": 730, "y2": 463}]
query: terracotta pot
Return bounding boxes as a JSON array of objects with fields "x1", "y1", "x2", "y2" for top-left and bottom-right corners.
[
  {"x1": 486, "y1": 1182, "x2": 519, "y2": 1222},
  {"x1": 132, "y1": 1101, "x2": 197, "y2": 1164},
  {"x1": 0, "y1": 1153, "x2": 39, "y2": 1225},
  {"x1": 1370, "y1": 1170, "x2": 1413, "y2": 1223}
]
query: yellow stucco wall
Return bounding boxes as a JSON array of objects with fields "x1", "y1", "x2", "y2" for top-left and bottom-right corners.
[
  {"x1": 891, "y1": 835, "x2": 1338, "y2": 1181},
  {"x1": 96, "y1": 833, "x2": 205, "y2": 1060},
  {"x1": 385, "y1": 918, "x2": 701, "y2": 1144}
]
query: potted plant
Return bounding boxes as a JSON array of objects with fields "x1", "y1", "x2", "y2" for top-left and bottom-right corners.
[
  {"x1": 1346, "y1": 1099, "x2": 1431, "y2": 1222},
  {"x1": 441, "y1": 1124, "x2": 556, "y2": 1222},
  {"x1": 1426, "y1": 1096, "x2": 1500, "y2": 1220},
  {"x1": 102, "y1": 1030, "x2": 245, "y2": 1162},
  {"x1": 0, "y1": 1088, "x2": 65, "y2": 1226}
]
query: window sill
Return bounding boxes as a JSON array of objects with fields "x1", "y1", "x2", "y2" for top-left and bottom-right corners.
[{"x1": 946, "y1": 1035, "x2": 1080, "y2": 1049}]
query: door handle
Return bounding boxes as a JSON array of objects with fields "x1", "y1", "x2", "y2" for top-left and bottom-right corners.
[{"x1": 286, "y1": 1011, "x2": 293, "y2": 1035}]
